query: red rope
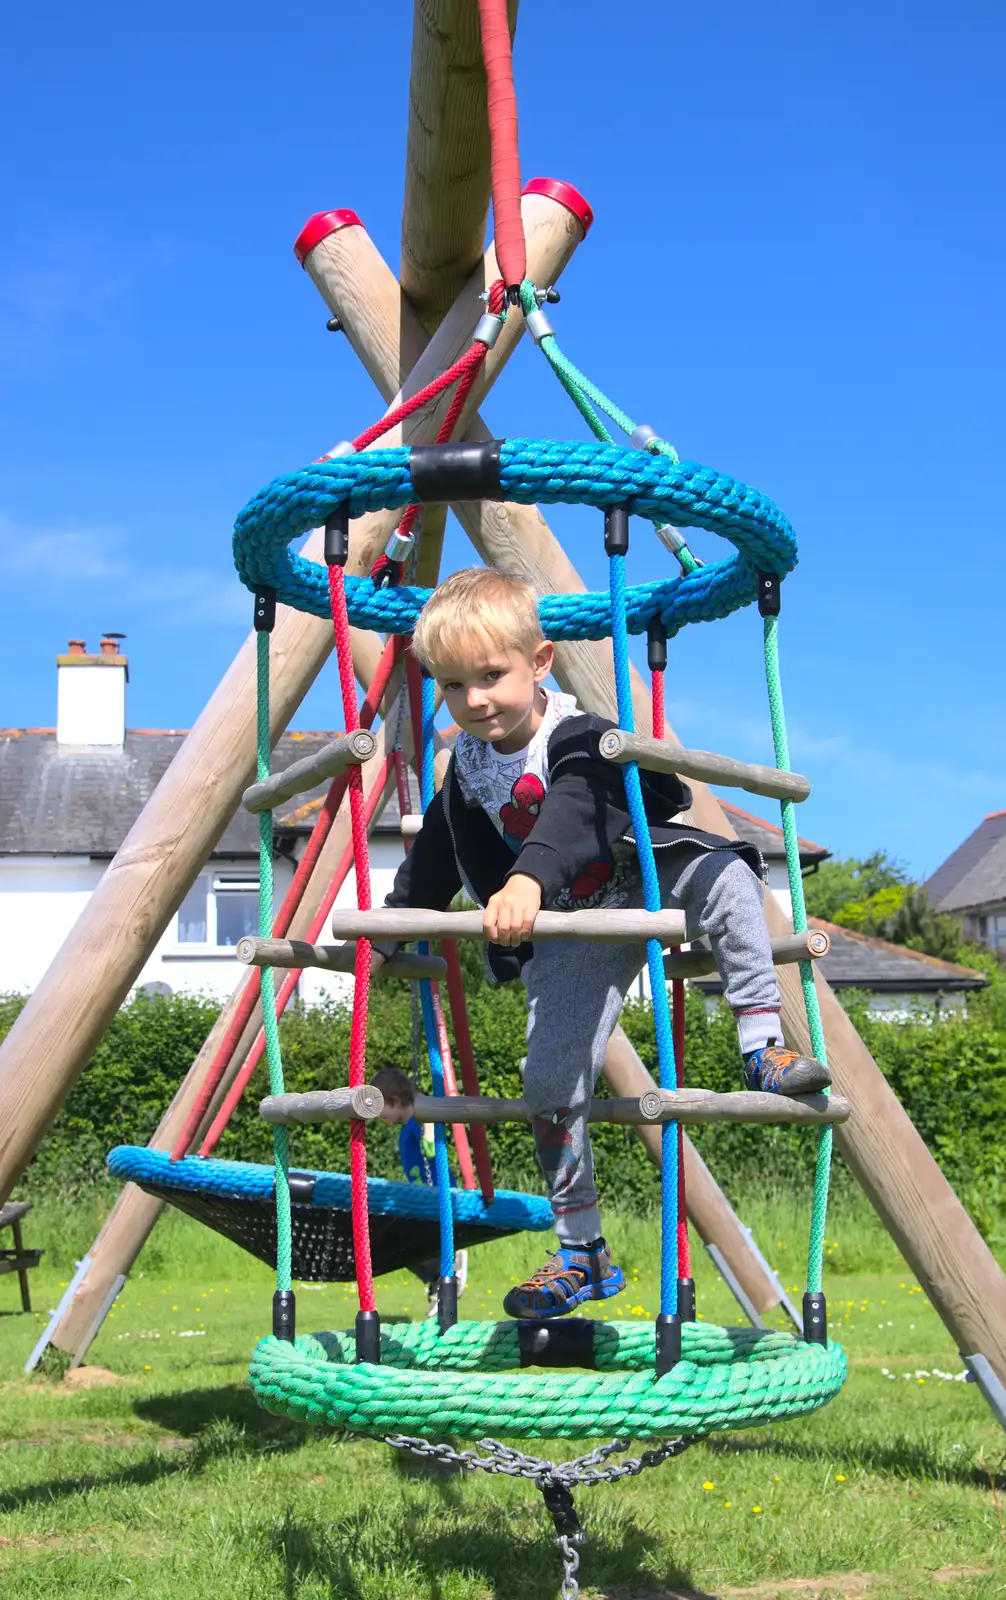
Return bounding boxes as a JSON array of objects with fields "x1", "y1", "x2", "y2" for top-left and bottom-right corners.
[
  {"x1": 198, "y1": 753, "x2": 394, "y2": 1157},
  {"x1": 443, "y1": 940, "x2": 496, "y2": 1206},
  {"x1": 652, "y1": 667, "x2": 690, "y2": 1280},
  {"x1": 477, "y1": 0, "x2": 525, "y2": 293},
  {"x1": 168, "y1": 635, "x2": 400, "y2": 1162}
]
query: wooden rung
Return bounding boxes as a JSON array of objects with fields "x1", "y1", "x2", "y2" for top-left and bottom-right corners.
[
  {"x1": 412, "y1": 1089, "x2": 849, "y2": 1127},
  {"x1": 400, "y1": 814, "x2": 424, "y2": 837},
  {"x1": 260, "y1": 1084, "x2": 385, "y2": 1127},
  {"x1": 235, "y1": 937, "x2": 447, "y2": 980},
  {"x1": 241, "y1": 729, "x2": 376, "y2": 814},
  {"x1": 664, "y1": 929, "x2": 830, "y2": 981},
  {"x1": 598, "y1": 729, "x2": 811, "y2": 803},
  {"x1": 329, "y1": 907, "x2": 687, "y2": 945},
  {"x1": 258, "y1": 1085, "x2": 850, "y2": 1129}
]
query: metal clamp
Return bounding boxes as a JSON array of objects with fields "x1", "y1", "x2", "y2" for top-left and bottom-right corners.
[
  {"x1": 473, "y1": 312, "x2": 504, "y2": 348},
  {"x1": 384, "y1": 529, "x2": 416, "y2": 564},
  {"x1": 525, "y1": 307, "x2": 555, "y2": 344},
  {"x1": 320, "y1": 439, "x2": 356, "y2": 462},
  {"x1": 630, "y1": 423, "x2": 661, "y2": 452}
]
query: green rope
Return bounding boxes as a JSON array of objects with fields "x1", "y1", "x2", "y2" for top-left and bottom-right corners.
[
  {"x1": 762, "y1": 615, "x2": 832, "y2": 1296},
  {"x1": 249, "y1": 1319, "x2": 846, "y2": 1441},
  {"x1": 256, "y1": 628, "x2": 293, "y2": 1295},
  {"x1": 517, "y1": 280, "x2": 701, "y2": 577}
]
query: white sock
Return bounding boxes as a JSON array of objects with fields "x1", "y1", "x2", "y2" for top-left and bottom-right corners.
[{"x1": 737, "y1": 1011, "x2": 782, "y2": 1057}]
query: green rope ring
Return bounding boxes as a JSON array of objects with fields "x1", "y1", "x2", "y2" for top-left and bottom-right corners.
[{"x1": 250, "y1": 1319, "x2": 846, "y2": 1441}]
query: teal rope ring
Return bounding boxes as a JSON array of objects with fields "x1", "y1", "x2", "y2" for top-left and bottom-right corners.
[
  {"x1": 250, "y1": 1319, "x2": 846, "y2": 1441},
  {"x1": 232, "y1": 438, "x2": 797, "y2": 642}
]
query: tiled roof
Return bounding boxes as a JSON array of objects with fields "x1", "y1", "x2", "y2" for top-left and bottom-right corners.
[
  {"x1": 693, "y1": 917, "x2": 988, "y2": 997},
  {"x1": 925, "y1": 811, "x2": 1006, "y2": 914},
  {"x1": 0, "y1": 729, "x2": 341, "y2": 857},
  {"x1": 718, "y1": 800, "x2": 829, "y2": 866}
]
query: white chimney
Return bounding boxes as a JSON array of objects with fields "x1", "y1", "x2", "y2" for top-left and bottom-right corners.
[{"x1": 56, "y1": 636, "x2": 128, "y2": 747}]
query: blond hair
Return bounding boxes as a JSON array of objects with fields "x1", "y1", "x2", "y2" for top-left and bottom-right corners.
[{"x1": 412, "y1": 567, "x2": 545, "y2": 673}]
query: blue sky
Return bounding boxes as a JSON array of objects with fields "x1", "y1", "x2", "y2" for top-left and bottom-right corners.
[{"x1": 2, "y1": 0, "x2": 1003, "y2": 879}]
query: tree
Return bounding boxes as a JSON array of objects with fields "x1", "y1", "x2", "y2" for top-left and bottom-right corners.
[{"x1": 802, "y1": 851, "x2": 908, "y2": 923}]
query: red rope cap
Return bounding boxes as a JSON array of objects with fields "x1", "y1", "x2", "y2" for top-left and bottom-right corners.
[
  {"x1": 293, "y1": 209, "x2": 363, "y2": 266},
  {"x1": 522, "y1": 177, "x2": 594, "y2": 236}
]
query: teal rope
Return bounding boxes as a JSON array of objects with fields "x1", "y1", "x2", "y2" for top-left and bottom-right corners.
[
  {"x1": 517, "y1": 281, "x2": 703, "y2": 579},
  {"x1": 762, "y1": 615, "x2": 832, "y2": 1297},
  {"x1": 257, "y1": 629, "x2": 292, "y2": 1295}
]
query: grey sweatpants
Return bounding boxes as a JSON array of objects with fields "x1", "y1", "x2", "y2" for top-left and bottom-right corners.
[{"x1": 521, "y1": 845, "x2": 780, "y2": 1245}]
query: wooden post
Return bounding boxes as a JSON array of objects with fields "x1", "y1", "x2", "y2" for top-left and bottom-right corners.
[
  {"x1": 0, "y1": 191, "x2": 587, "y2": 1212},
  {"x1": 402, "y1": 0, "x2": 520, "y2": 331}
]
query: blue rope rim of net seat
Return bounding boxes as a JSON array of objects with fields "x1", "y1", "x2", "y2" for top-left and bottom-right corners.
[
  {"x1": 107, "y1": 1146, "x2": 553, "y2": 1284},
  {"x1": 231, "y1": 437, "x2": 797, "y2": 639}
]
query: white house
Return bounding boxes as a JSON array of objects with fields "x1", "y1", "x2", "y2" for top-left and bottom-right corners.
[{"x1": 0, "y1": 637, "x2": 986, "y2": 1016}]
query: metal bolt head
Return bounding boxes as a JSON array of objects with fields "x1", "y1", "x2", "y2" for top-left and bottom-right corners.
[{"x1": 326, "y1": 316, "x2": 343, "y2": 333}]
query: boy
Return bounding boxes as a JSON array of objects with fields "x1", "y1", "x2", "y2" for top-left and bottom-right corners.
[
  {"x1": 369, "y1": 568, "x2": 830, "y2": 1319},
  {"x1": 370, "y1": 1066, "x2": 468, "y2": 1316}
]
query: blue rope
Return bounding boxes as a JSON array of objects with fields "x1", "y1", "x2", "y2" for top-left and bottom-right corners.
[
  {"x1": 416, "y1": 669, "x2": 454, "y2": 1277},
  {"x1": 232, "y1": 440, "x2": 797, "y2": 643},
  {"x1": 608, "y1": 549, "x2": 679, "y2": 1317}
]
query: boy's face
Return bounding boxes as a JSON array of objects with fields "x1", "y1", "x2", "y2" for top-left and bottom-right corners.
[{"x1": 433, "y1": 639, "x2": 553, "y2": 749}]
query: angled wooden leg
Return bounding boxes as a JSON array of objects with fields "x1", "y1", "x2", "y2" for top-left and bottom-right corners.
[{"x1": 11, "y1": 1218, "x2": 30, "y2": 1312}]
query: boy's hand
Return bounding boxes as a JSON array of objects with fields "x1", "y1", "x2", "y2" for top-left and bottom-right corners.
[
  {"x1": 483, "y1": 874, "x2": 542, "y2": 947},
  {"x1": 369, "y1": 949, "x2": 387, "y2": 979}
]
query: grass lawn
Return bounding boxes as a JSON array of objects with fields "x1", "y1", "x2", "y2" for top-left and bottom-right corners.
[{"x1": 1, "y1": 1188, "x2": 1004, "y2": 1598}]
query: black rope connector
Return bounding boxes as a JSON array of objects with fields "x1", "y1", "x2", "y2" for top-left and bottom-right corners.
[
  {"x1": 437, "y1": 1275, "x2": 459, "y2": 1335},
  {"x1": 355, "y1": 1309, "x2": 382, "y2": 1364},
  {"x1": 803, "y1": 1291, "x2": 828, "y2": 1347},
  {"x1": 757, "y1": 571, "x2": 782, "y2": 617},
  {"x1": 409, "y1": 440, "x2": 504, "y2": 505},
  {"x1": 324, "y1": 504, "x2": 350, "y2": 567},
  {"x1": 655, "y1": 1311, "x2": 682, "y2": 1376},
  {"x1": 677, "y1": 1277, "x2": 697, "y2": 1323},
  {"x1": 604, "y1": 504, "x2": 630, "y2": 557},
  {"x1": 646, "y1": 615, "x2": 667, "y2": 673},
  {"x1": 253, "y1": 585, "x2": 276, "y2": 633},
  {"x1": 272, "y1": 1289, "x2": 296, "y2": 1343},
  {"x1": 539, "y1": 1476, "x2": 581, "y2": 1541}
]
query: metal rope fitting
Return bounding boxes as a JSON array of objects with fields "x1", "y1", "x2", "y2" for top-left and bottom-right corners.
[
  {"x1": 384, "y1": 529, "x2": 415, "y2": 564},
  {"x1": 534, "y1": 286, "x2": 561, "y2": 306},
  {"x1": 473, "y1": 312, "x2": 504, "y2": 348},
  {"x1": 654, "y1": 522, "x2": 687, "y2": 555},
  {"x1": 525, "y1": 307, "x2": 554, "y2": 344},
  {"x1": 321, "y1": 439, "x2": 356, "y2": 462},
  {"x1": 630, "y1": 424, "x2": 661, "y2": 452}
]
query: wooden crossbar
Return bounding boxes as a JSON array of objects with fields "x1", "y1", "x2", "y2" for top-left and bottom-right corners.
[
  {"x1": 235, "y1": 937, "x2": 446, "y2": 980},
  {"x1": 664, "y1": 929, "x2": 830, "y2": 980},
  {"x1": 328, "y1": 908, "x2": 687, "y2": 944},
  {"x1": 242, "y1": 730, "x2": 376, "y2": 814},
  {"x1": 259, "y1": 1085, "x2": 850, "y2": 1129},
  {"x1": 598, "y1": 729, "x2": 811, "y2": 803}
]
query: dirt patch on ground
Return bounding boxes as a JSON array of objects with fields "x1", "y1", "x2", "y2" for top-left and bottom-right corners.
[
  {"x1": 61, "y1": 1365, "x2": 123, "y2": 1389},
  {"x1": 606, "y1": 1570, "x2": 988, "y2": 1600}
]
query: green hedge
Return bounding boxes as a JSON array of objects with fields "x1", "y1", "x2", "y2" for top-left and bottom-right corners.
[{"x1": 5, "y1": 961, "x2": 1006, "y2": 1229}]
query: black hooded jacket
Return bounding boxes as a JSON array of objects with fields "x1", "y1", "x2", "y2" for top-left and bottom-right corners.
[{"x1": 380, "y1": 712, "x2": 762, "y2": 981}]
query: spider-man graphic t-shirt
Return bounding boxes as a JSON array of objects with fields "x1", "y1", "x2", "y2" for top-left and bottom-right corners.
[{"x1": 453, "y1": 689, "x2": 631, "y2": 909}]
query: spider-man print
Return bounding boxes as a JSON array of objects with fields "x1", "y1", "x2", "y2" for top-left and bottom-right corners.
[
  {"x1": 533, "y1": 1108, "x2": 575, "y2": 1188},
  {"x1": 499, "y1": 772, "x2": 545, "y2": 850}
]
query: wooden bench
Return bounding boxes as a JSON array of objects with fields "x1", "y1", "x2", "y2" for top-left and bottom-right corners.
[{"x1": 0, "y1": 1201, "x2": 43, "y2": 1312}]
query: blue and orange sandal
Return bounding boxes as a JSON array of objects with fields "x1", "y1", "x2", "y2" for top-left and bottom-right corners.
[
  {"x1": 744, "y1": 1043, "x2": 831, "y2": 1095},
  {"x1": 502, "y1": 1239, "x2": 625, "y2": 1319}
]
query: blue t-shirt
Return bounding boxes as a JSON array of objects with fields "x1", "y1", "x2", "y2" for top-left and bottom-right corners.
[{"x1": 399, "y1": 1117, "x2": 454, "y2": 1187}]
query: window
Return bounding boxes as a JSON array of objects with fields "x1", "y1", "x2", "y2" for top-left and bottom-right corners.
[{"x1": 176, "y1": 871, "x2": 260, "y2": 948}]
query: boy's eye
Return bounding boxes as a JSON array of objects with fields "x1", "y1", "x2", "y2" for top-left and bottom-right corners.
[
  {"x1": 485, "y1": 670, "x2": 504, "y2": 682},
  {"x1": 441, "y1": 681, "x2": 462, "y2": 693}
]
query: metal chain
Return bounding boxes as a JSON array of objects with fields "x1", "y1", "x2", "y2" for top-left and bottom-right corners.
[
  {"x1": 558, "y1": 1534, "x2": 580, "y2": 1600},
  {"x1": 381, "y1": 1431, "x2": 694, "y2": 1599}
]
